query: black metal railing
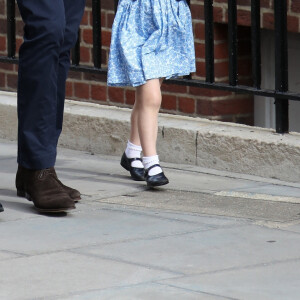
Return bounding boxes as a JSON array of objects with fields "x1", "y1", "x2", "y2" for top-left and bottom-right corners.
[{"x1": 0, "y1": 0, "x2": 298, "y2": 133}]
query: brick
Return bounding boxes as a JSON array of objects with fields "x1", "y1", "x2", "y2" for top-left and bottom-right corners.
[
  {"x1": 107, "y1": 13, "x2": 115, "y2": 29},
  {"x1": 190, "y1": 4, "x2": 204, "y2": 20},
  {"x1": 214, "y1": 42, "x2": 228, "y2": 60},
  {"x1": 190, "y1": 86, "x2": 232, "y2": 97},
  {"x1": 195, "y1": 42, "x2": 205, "y2": 58},
  {"x1": 68, "y1": 70, "x2": 82, "y2": 80},
  {"x1": 80, "y1": 46, "x2": 91, "y2": 63},
  {"x1": 161, "y1": 83, "x2": 188, "y2": 94},
  {"x1": 194, "y1": 23, "x2": 205, "y2": 40},
  {"x1": 82, "y1": 29, "x2": 93, "y2": 44},
  {"x1": 16, "y1": 38, "x2": 23, "y2": 52},
  {"x1": 74, "y1": 82, "x2": 90, "y2": 99},
  {"x1": 81, "y1": 11, "x2": 89, "y2": 26},
  {"x1": 0, "y1": 1, "x2": 5, "y2": 15},
  {"x1": 214, "y1": 61, "x2": 229, "y2": 78},
  {"x1": 91, "y1": 84, "x2": 107, "y2": 101},
  {"x1": 6, "y1": 73, "x2": 18, "y2": 89},
  {"x1": 102, "y1": 0, "x2": 115, "y2": 10},
  {"x1": 212, "y1": 97, "x2": 254, "y2": 116},
  {"x1": 197, "y1": 99, "x2": 213, "y2": 116},
  {"x1": 195, "y1": 61, "x2": 206, "y2": 78},
  {"x1": 108, "y1": 86, "x2": 124, "y2": 103},
  {"x1": 178, "y1": 97, "x2": 195, "y2": 114},
  {"x1": 65, "y1": 81, "x2": 73, "y2": 98},
  {"x1": 237, "y1": 10, "x2": 251, "y2": 27},
  {"x1": 101, "y1": 30, "x2": 111, "y2": 47},
  {"x1": 85, "y1": 0, "x2": 92, "y2": 8},
  {"x1": 213, "y1": 6, "x2": 224, "y2": 23},
  {"x1": 101, "y1": 48, "x2": 108, "y2": 65},
  {"x1": 125, "y1": 89, "x2": 135, "y2": 105},
  {"x1": 83, "y1": 72, "x2": 107, "y2": 82},
  {"x1": 263, "y1": 13, "x2": 274, "y2": 30},
  {"x1": 237, "y1": 0, "x2": 251, "y2": 5},
  {"x1": 16, "y1": 20, "x2": 24, "y2": 36},
  {"x1": 261, "y1": 0, "x2": 271, "y2": 8},
  {"x1": 0, "y1": 72, "x2": 5, "y2": 88},
  {"x1": 161, "y1": 94, "x2": 177, "y2": 110},
  {"x1": 287, "y1": 15, "x2": 299, "y2": 33},
  {"x1": 291, "y1": 0, "x2": 300, "y2": 13},
  {"x1": 0, "y1": 36, "x2": 6, "y2": 51},
  {"x1": 0, "y1": 19, "x2": 6, "y2": 33},
  {"x1": 101, "y1": 11, "x2": 106, "y2": 28},
  {"x1": 0, "y1": 62, "x2": 14, "y2": 71}
]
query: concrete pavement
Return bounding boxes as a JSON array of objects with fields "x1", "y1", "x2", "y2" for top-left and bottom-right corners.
[{"x1": 1, "y1": 139, "x2": 300, "y2": 299}]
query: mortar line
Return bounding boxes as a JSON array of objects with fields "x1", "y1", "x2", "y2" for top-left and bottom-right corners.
[{"x1": 155, "y1": 282, "x2": 239, "y2": 300}]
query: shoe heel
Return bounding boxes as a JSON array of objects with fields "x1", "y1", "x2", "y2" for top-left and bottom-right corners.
[{"x1": 17, "y1": 190, "x2": 26, "y2": 197}]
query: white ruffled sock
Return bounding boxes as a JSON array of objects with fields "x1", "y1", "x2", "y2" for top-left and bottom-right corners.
[
  {"x1": 125, "y1": 141, "x2": 144, "y2": 168},
  {"x1": 143, "y1": 155, "x2": 163, "y2": 176}
]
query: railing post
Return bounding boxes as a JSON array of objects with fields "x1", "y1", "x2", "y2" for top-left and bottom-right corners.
[
  {"x1": 251, "y1": 0, "x2": 261, "y2": 89},
  {"x1": 92, "y1": 0, "x2": 102, "y2": 68},
  {"x1": 7, "y1": 0, "x2": 16, "y2": 58},
  {"x1": 114, "y1": 0, "x2": 119, "y2": 13},
  {"x1": 228, "y1": 0, "x2": 238, "y2": 86},
  {"x1": 274, "y1": 0, "x2": 289, "y2": 133},
  {"x1": 205, "y1": 0, "x2": 214, "y2": 83},
  {"x1": 71, "y1": 30, "x2": 80, "y2": 66}
]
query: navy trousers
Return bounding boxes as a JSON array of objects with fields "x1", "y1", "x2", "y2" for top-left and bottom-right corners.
[{"x1": 17, "y1": 0, "x2": 85, "y2": 169}]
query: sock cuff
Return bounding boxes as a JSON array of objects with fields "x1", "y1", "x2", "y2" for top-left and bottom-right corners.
[
  {"x1": 127, "y1": 140, "x2": 142, "y2": 151},
  {"x1": 142, "y1": 155, "x2": 159, "y2": 166}
]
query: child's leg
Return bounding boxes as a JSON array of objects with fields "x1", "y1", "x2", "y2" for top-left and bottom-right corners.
[
  {"x1": 135, "y1": 79, "x2": 162, "y2": 157},
  {"x1": 129, "y1": 78, "x2": 163, "y2": 148}
]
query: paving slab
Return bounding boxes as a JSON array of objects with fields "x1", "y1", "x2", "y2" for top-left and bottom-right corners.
[
  {"x1": 0, "y1": 205, "x2": 215, "y2": 255},
  {"x1": 160, "y1": 259, "x2": 300, "y2": 300},
  {"x1": 74, "y1": 224, "x2": 300, "y2": 275},
  {"x1": 0, "y1": 252, "x2": 176, "y2": 300}
]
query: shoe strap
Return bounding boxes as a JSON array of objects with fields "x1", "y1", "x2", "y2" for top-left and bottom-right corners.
[
  {"x1": 147, "y1": 164, "x2": 161, "y2": 172},
  {"x1": 128, "y1": 157, "x2": 142, "y2": 163}
]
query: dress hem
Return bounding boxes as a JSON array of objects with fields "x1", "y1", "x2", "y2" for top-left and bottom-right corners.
[{"x1": 107, "y1": 70, "x2": 196, "y2": 87}]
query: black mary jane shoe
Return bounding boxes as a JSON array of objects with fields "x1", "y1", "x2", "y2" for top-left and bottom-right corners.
[
  {"x1": 145, "y1": 164, "x2": 169, "y2": 187},
  {"x1": 0, "y1": 203, "x2": 3, "y2": 212},
  {"x1": 120, "y1": 152, "x2": 145, "y2": 181}
]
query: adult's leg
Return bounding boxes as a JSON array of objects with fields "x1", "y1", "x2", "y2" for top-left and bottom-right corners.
[
  {"x1": 17, "y1": 0, "x2": 66, "y2": 169},
  {"x1": 55, "y1": 0, "x2": 86, "y2": 144},
  {"x1": 16, "y1": 0, "x2": 77, "y2": 212}
]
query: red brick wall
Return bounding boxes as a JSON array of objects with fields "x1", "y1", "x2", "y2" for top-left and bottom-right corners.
[{"x1": 2, "y1": 0, "x2": 296, "y2": 125}]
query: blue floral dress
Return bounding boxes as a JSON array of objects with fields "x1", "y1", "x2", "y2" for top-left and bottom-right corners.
[{"x1": 107, "y1": 0, "x2": 196, "y2": 87}]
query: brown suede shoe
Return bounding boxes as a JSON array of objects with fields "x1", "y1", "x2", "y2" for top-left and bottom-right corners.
[
  {"x1": 16, "y1": 165, "x2": 81, "y2": 202},
  {"x1": 49, "y1": 168, "x2": 81, "y2": 202},
  {"x1": 16, "y1": 166, "x2": 76, "y2": 213}
]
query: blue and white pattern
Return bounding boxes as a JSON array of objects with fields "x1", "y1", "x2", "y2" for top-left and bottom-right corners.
[{"x1": 107, "y1": 0, "x2": 196, "y2": 87}]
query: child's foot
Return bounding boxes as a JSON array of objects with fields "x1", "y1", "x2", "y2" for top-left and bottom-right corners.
[
  {"x1": 143, "y1": 156, "x2": 169, "y2": 187},
  {"x1": 120, "y1": 152, "x2": 145, "y2": 181},
  {"x1": 144, "y1": 164, "x2": 169, "y2": 187}
]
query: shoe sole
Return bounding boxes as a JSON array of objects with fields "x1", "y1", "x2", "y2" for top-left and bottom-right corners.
[
  {"x1": 18, "y1": 189, "x2": 80, "y2": 203},
  {"x1": 147, "y1": 180, "x2": 169, "y2": 187},
  {"x1": 17, "y1": 190, "x2": 76, "y2": 213},
  {"x1": 0, "y1": 207, "x2": 3, "y2": 212}
]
